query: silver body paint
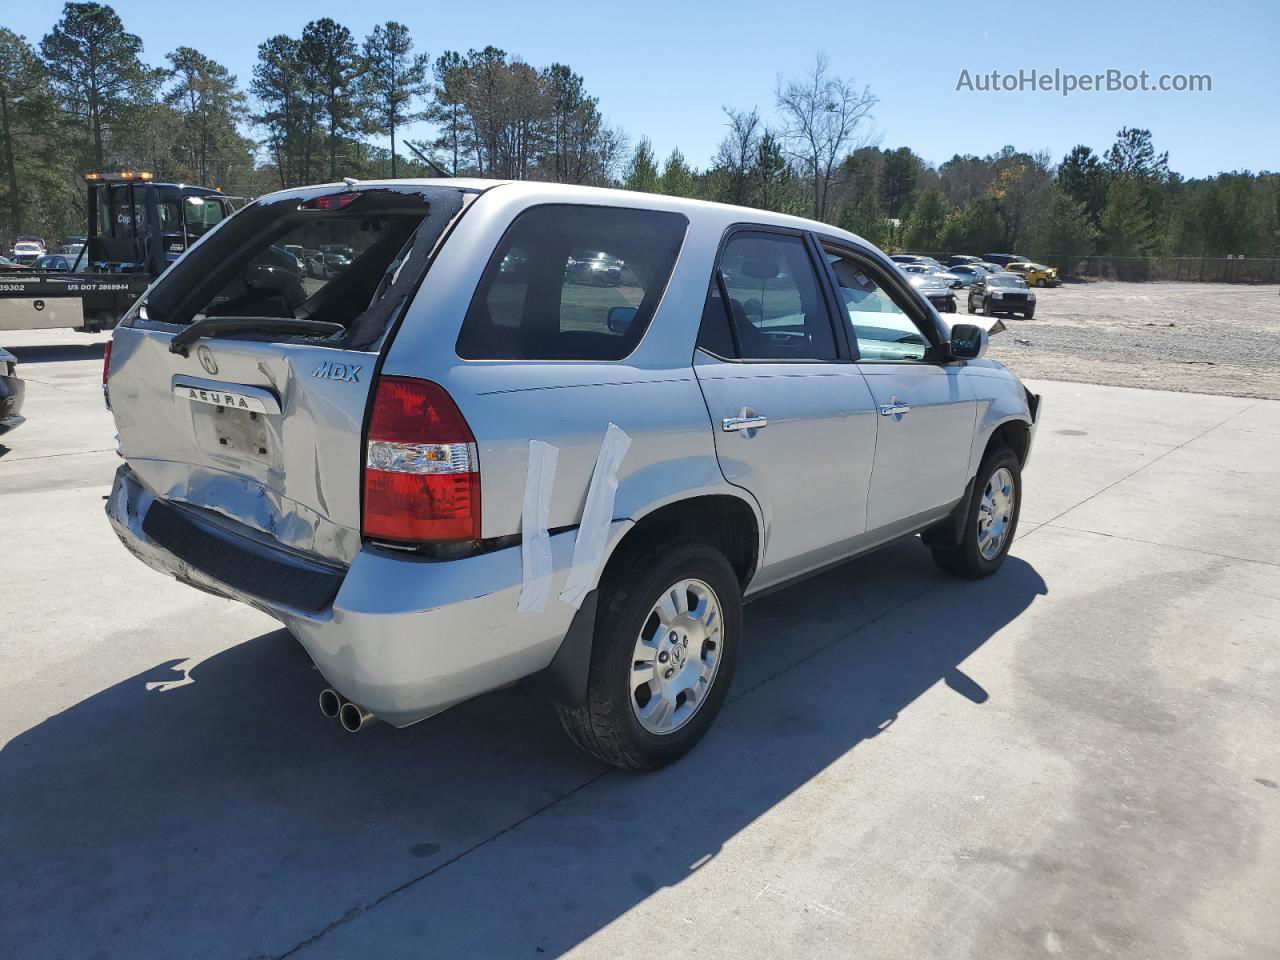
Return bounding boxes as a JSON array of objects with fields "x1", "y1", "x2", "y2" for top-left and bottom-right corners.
[{"x1": 106, "y1": 178, "x2": 1038, "y2": 727}]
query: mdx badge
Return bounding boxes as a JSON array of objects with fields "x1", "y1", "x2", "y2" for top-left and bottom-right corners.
[{"x1": 313, "y1": 360, "x2": 361, "y2": 383}]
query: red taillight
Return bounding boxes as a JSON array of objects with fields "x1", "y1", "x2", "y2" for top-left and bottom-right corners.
[
  {"x1": 362, "y1": 376, "x2": 480, "y2": 543},
  {"x1": 302, "y1": 192, "x2": 361, "y2": 211}
]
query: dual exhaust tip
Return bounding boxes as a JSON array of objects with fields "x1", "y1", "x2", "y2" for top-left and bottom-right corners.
[{"x1": 319, "y1": 688, "x2": 375, "y2": 733}]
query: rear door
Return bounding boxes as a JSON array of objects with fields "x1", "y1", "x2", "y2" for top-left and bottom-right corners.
[
  {"x1": 693, "y1": 227, "x2": 878, "y2": 588},
  {"x1": 816, "y1": 238, "x2": 977, "y2": 532},
  {"x1": 108, "y1": 185, "x2": 466, "y2": 565}
]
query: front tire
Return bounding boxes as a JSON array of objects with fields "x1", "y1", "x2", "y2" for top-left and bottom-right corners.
[
  {"x1": 557, "y1": 541, "x2": 742, "y2": 771},
  {"x1": 931, "y1": 448, "x2": 1021, "y2": 579}
]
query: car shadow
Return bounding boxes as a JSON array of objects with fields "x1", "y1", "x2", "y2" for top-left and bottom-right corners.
[
  {"x1": 6, "y1": 342, "x2": 106, "y2": 364},
  {"x1": 0, "y1": 539, "x2": 1047, "y2": 959}
]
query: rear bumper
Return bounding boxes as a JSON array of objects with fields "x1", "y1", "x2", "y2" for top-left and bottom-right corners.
[
  {"x1": 106, "y1": 465, "x2": 628, "y2": 727},
  {"x1": 0, "y1": 373, "x2": 25, "y2": 434}
]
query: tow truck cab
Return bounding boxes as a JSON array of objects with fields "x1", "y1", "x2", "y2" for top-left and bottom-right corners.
[{"x1": 80, "y1": 173, "x2": 236, "y2": 275}]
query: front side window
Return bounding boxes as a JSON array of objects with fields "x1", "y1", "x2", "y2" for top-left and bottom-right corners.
[
  {"x1": 823, "y1": 244, "x2": 935, "y2": 361},
  {"x1": 707, "y1": 231, "x2": 838, "y2": 361},
  {"x1": 457, "y1": 204, "x2": 687, "y2": 361}
]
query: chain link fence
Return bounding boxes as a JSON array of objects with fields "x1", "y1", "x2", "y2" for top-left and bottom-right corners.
[{"x1": 1040, "y1": 255, "x2": 1280, "y2": 284}]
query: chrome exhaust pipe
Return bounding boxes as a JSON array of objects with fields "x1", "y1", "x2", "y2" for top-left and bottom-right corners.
[
  {"x1": 339, "y1": 700, "x2": 376, "y2": 733},
  {"x1": 318, "y1": 688, "x2": 343, "y2": 719}
]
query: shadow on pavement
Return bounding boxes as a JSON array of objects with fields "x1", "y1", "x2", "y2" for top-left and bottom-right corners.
[
  {"x1": 6, "y1": 342, "x2": 106, "y2": 364},
  {"x1": 0, "y1": 539, "x2": 1046, "y2": 958}
]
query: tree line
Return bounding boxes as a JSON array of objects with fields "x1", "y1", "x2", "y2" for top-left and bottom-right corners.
[{"x1": 2, "y1": 2, "x2": 1276, "y2": 266}]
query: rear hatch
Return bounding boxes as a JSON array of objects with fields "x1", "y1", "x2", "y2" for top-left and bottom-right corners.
[{"x1": 108, "y1": 183, "x2": 469, "y2": 568}]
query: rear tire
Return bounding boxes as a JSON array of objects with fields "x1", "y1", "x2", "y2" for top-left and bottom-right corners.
[
  {"x1": 931, "y1": 448, "x2": 1021, "y2": 579},
  {"x1": 557, "y1": 541, "x2": 741, "y2": 771}
]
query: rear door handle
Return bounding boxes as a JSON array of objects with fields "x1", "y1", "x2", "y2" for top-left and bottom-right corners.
[
  {"x1": 722, "y1": 415, "x2": 768, "y2": 432},
  {"x1": 878, "y1": 399, "x2": 910, "y2": 417}
]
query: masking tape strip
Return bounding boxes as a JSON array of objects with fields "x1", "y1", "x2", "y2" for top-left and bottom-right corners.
[
  {"x1": 560, "y1": 423, "x2": 631, "y2": 610},
  {"x1": 517, "y1": 439, "x2": 559, "y2": 613}
]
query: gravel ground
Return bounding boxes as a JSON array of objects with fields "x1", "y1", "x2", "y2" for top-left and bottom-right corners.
[{"x1": 984, "y1": 281, "x2": 1280, "y2": 399}]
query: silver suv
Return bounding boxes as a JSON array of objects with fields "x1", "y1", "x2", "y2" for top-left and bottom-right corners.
[{"x1": 106, "y1": 180, "x2": 1040, "y2": 770}]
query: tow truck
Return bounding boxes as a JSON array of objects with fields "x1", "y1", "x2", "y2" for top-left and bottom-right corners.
[{"x1": 0, "y1": 171, "x2": 238, "y2": 333}]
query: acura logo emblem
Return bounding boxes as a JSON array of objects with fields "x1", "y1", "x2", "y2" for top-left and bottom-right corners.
[{"x1": 197, "y1": 345, "x2": 218, "y2": 376}]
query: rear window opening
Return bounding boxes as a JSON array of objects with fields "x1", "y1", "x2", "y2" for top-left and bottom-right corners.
[{"x1": 136, "y1": 187, "x2": 465, "y2": 350}]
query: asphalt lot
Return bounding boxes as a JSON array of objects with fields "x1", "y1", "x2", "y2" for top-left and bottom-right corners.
[{"x1": 2, "y1": 327, "x2": 1279, "y2": 959}]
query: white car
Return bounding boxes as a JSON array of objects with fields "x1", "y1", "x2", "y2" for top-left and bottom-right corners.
[
  {"x1": 10, "y1": 239, "x2": 45, "y2": 264},
  {"x1": 105, "y1": 179, "x2": 1040, "y2": 770}
]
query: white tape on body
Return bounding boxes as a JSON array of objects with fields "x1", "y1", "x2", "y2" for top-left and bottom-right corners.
[
  {"x1": 517, "y1": 439, "x2": 559, "y2": 613},
  {"x1": 560, "y1": 423, "x2": 632, "y2": 610}
]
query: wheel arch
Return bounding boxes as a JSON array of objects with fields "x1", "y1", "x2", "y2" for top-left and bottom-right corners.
[{"x1": 523, "y1": 489, "x2": 763, "y2": 710}]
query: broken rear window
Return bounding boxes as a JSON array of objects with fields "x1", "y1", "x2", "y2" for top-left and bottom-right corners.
[{"x1": 134, "y1": 186, "x2": 466, "y2": 349}]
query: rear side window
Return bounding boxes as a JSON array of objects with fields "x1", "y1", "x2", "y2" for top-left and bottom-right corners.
[{"x1": 456, "y1": 204, "x2": 687, "y2": 361}]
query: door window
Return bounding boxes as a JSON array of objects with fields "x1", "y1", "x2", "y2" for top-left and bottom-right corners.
[
  {"x1": 703, "y1": 232, "x2": 838, "y2": 361},
  {"x1": 822, "y1": 246, "x2": 936, "y2": 361}
]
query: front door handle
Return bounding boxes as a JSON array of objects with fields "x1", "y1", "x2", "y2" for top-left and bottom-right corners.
[
  {"x1": 878, "y1": 398, "x2": 910, "y2": 417},
  {"x1": 722, "y1": 415, "x2": 768, "y2": 432}
]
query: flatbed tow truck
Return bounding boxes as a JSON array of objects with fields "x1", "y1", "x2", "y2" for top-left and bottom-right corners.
[{"x1": 0, "y1": 171, "x2": 237, "y2": 333}]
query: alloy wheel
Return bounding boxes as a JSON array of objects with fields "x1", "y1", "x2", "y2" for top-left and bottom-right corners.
[{"x1": 630, "y1": 578, "x2": 723, "y2": 735}]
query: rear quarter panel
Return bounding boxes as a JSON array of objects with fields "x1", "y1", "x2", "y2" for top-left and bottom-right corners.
[{"x1": 381, "y1": 186, "x2": 744, "y2": 541}]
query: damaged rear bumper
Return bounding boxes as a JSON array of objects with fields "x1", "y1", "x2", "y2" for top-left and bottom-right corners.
[{"x1": 106, "y1": 464, "x2": 627, "y2": 727}]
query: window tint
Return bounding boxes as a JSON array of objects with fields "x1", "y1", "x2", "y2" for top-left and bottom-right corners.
[
  {"x1": 696, "y1": 282, "x2": 736, "y2": 358},
  {"x1": 712, "y1": 232, "x2": 837, "y2": 361},
  {"x1": 457, "y1": 204, "x2": 687, "y2": 361},
  {"x1": 824, "y1": 246, "x2": 933, "y2": 361}
]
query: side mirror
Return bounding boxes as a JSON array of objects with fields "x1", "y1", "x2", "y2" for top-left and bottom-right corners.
[
  {"x1": 949, "y1": 323, "x2": 989, "y2": 360},
  {"x1": 606, "y1": 306, "x2": 638, "y2": 333}
]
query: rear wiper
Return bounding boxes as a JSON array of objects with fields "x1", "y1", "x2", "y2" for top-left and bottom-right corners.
[{"x1": 169, "y1": 316, "x2": 345, "y2": 356}]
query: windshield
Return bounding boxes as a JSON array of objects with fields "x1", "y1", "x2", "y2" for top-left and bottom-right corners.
[{"x1": 989, "y1": 274, "x2": 1028, "y2": 288}]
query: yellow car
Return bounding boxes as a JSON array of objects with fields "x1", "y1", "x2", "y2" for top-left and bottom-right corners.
[{"x1": 1006, "y1": 261, "x2": 1061, "y2": 287}]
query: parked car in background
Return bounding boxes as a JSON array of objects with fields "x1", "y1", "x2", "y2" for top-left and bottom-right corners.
[
  {"x1": 947, "y1": 264, "x2": 991, "y2": 286},
  {"x1": 307, "y1": 246, "x2": 354, "y2": 280},
  {"x1": 32, "y1": 254, "x2": 73, "y2": 272},
  {"x1": 898, "y1": 262, "x2": 965, "y2": 288},
  {"x1": 944, "y1": 254, "x2": 984, "y2": 267},
  {"x1": 909, "y1": 273, "x2": 958, "y2": 312},
  {"x1": 982, "y1": 253, "x2": 1031, "y2": 268},
  {"x1": 1005, "y1": 261, "x2": 1061, "y2": 287},
  {"x1": 0, "y1": 347, "x2": 25, "y2": 435},
  {"x1": 968, "y1": 271, "x2": 1036, "y2": 318},
  {"x1": 0, "y1": 256, "x2": 27, "y2": 272},
  {"x1": 105, "y1": 178, "x2": 1039, "y2": 771},
  {"x1": 975, "y1": 262, "x2": 1004, "y2": 274},
  {"x1": 10, "y1": 237, "x2": 46, "y2": 264},
  {"x1": 567, "y1": 250, "x2": 625, "y2": 286}
]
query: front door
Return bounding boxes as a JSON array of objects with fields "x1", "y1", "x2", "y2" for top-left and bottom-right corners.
[
  {"x1": 817, "y1": 240, "x2": 978, "y2": 533},
  {"x1": 693, "y1": 228, "x2": 879, "y2": 589}
]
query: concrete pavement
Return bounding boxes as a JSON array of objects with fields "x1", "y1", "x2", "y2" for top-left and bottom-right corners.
[{"x1": 1, "y1": 328, "x2": 1277, "y2": 959}]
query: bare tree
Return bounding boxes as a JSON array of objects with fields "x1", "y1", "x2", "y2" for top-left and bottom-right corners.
[
  {"x1": 713, "y1": 106, "x2": 761, "y2": 205},
  {"x1": 775, "y1": 53, "x2": 877, "y2": 221}
]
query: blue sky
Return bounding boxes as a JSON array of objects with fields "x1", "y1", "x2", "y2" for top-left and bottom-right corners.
[{"x1": 10, "y1": 0, "x2": 1277, "y2": 177}]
